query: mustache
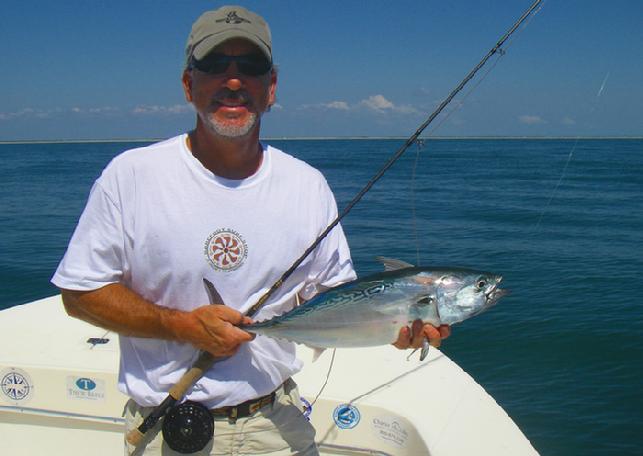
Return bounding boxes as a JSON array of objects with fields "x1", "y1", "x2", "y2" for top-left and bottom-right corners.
[{"x1": 211, "y1": 89, "x2": 252, "y2": 106}]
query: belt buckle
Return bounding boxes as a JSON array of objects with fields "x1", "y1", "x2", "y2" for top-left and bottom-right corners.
[{"x1": 248, "y1": 400, "x2": 261, "y2": 415}]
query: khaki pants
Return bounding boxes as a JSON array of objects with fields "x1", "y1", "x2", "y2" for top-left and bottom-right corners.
[{"x1": 124, "y1": 379, "x2": 318, "y2": 456}]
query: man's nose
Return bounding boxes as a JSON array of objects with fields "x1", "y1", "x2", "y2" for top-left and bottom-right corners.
[
  {"x1": 225, "y1": 78, "x2": 242, "y2": 91},
  {"x1": 224, "y1": 62, "x2": 243, "y2": 91}
]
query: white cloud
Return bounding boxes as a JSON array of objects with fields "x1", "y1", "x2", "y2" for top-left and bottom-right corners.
[
  {"x1": 361, "y1": 94, "x2": 395, "y2": 112},
  {"x1": 299, "y1": 100, "x2": 350, "y2": 111},
  {"x1": 132, "y1": 104, "x2": 192, "y2": 115},
  {"x1": 562, "y1": 116, "x2": 576, "y2": 125},
  {"x1": 518, "y1": 114, "x2": 546, "y2": 125},
  {"x1": 88, "y1": 107, "x2": 119, "y2": 114},
  {"x1": 360, "y1": 94, "x2": 419, "y2": 115},
  {"x1": 298, "y1": 94, "x2": 420, "y2": 115},
  {"x1": 71, "y1": 106, "x2": 120, "y2": 115},
  {"x1": 0, "y1": 108, "x2": 47, "y2": 120},
  {"x1": 0, "y1": 106, "x2": 121, "y2": 120},
  {"x1": 324, "y1": 101, "x2": 350, "y2": 110}
]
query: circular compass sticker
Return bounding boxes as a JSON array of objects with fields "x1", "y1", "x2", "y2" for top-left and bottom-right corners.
[{"x1": 1, "y1": 367, "x2": 34, "y2": 405}]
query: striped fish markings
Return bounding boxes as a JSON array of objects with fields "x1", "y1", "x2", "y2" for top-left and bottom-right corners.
[{"x1": 243, "y1": 257, "x2": 507, "y2": 360}]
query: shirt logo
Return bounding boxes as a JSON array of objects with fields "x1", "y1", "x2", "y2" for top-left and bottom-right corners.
[
  {"x1": 216, "y1": 11, "x2": 251, "y2": 25},
  {"x1": 204, "y1": 228, "x2": 248, "y2": 272}
]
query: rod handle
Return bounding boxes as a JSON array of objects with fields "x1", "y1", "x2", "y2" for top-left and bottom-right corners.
[
  {"x1": 126, "y1": 427, "x2": 145, "y2": 447},
  {"x1": 168, "y1": 351, "x2": 216, "y2": 398}
]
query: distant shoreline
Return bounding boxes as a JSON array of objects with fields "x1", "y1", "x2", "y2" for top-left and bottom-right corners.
[{"x1": 1, "y1": 136, "x2": 642, "y2": 145}]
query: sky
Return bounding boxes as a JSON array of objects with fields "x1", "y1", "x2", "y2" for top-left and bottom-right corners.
[{"x1": 0, "y1": 0, "x2": 641, "y2": 140}]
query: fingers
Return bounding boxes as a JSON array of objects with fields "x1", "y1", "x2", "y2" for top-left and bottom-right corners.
[
  {"x1": 393, "y1": 320, "x2": 452, "y2": 350},
  {"x1": 210, "y1": 304, "x2": 249, "y2": 325},
  {"x1": 410, "y1": 319, "x2": 425, "y2": 348},
  {"x1": 423, "y1": 323, "x2": 442, "y2": 348},
  {"x1": 188, "y1": 305, "x2": 253, "y2": 356},
  {"x1": 393, "y1": 326, "x2": 412, "y2": 349}
]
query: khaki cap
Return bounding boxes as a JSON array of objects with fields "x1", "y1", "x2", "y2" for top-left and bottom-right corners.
[{"x1": 185, "y1": 5, "x2": 272, "y2": 65}]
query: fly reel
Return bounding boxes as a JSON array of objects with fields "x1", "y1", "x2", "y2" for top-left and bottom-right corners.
[{"x1": 162, "y1": 401, "x2": 214, "y2": 454}]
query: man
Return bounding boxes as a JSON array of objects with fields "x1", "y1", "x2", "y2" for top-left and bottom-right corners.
[{"x1": 53, "y1": 5, "x2": 448, "y2": 455}]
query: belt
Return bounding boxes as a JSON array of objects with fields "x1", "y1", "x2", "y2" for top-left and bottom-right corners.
[{"x1": 210, "y1": 387, "x2": 279, "y2": 421}]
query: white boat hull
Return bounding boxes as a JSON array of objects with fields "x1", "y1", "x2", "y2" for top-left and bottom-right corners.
[{"x1": 0, "y1": 296, "x2": 538, "y2": 455}]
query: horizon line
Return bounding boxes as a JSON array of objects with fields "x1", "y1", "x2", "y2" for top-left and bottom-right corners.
[{"x1": 1, "y1": 135, "x2": 642, "y2": 145}]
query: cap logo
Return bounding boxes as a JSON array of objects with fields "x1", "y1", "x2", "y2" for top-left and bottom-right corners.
[{"x1": 216, "y1": 11, "x2": 251, "y2": 25}]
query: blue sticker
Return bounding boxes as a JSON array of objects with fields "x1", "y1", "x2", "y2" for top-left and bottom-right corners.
[
  {"x1": 75, "y1": 378, "x2": 97, "y2": 391},
  {"x1": 333, "y1": 404, "x2": 360, "y2": 429},
  {"x1": 300, "y1": 397, "x2": 312, "y2": 420}
]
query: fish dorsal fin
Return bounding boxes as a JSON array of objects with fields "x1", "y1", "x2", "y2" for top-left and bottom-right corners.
[
  {"x1": 203, "y1": 278, "x2": 225, "y2": 305},
  {"x1": 376, "y1": 257, "x2": 415, "y2": 271}
]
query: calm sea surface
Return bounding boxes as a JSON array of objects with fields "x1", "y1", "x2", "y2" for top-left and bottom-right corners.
[{"x1": 1, "y1": 138, "x2": 642, "y2": 454}]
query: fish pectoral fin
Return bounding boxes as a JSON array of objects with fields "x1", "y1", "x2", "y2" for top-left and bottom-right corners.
[
  {"x1": 420, "y1": 339, "x2": 431, "y2": 361},
  {"x1": 376, "y1": 257, "x2": 415, "y2": 271},
  {"x1": 405, "y1": 340, "x2": 430, "y2": 362},
  {"x1": 307, "y1": 346, "x2": 326, "y2": 362}
]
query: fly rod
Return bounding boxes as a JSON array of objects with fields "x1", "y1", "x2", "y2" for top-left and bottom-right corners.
[{"x1": 127, "y1": 0, "x2": 542, "y2": 447}]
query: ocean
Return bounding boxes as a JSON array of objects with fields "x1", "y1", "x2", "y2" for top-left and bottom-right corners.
[{"x1": 1, "y1": 138, "x2": 641, "y2": 454}]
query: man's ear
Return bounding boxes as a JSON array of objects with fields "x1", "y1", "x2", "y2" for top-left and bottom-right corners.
[
  {"x1": 267, "y1": 70, "x2": 277, "y2": 108},
  {"x1": 182, "y1": 70, "x2": 193, "y2": 103}
]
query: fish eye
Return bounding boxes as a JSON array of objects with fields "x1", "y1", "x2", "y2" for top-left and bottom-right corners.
[
  {"x1": 416, "y1": 296, "x2": 434, "y2": 306},
  {"x1": 475, "y1": 278, "x2": 487, "y2": 290}
]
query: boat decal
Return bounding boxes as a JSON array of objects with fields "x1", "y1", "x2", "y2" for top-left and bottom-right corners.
[
  {"x1": 332, "y1": 404, "x2": 360, "y2": 429},
  {"x1": 300, "y1": 396, "x2": 312, "y2": 420},
  {"x1": 67, "y1": 376, "x2": 105, "y2": 401},
  {"x1": 1, "y1": 367, "x2": 34, "y2": 405},
  {"x1": 371, "y1": 416, "x2": 410, "y2": 448}
]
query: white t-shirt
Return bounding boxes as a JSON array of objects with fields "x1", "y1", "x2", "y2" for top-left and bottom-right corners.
[{"x1": 52, "y1": 134, "x2": 355, "y2": 408}]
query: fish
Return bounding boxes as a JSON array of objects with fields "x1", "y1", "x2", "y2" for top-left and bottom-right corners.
[{"x1": 243, "y1": 257, "x2": 508, "y2": 360}]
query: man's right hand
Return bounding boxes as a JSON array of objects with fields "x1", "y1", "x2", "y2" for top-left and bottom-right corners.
[
  {"x1": 61, "y1": 284, "x2": 254, "y2": 358},
  {"x1": 184, "y1": 305, "x2": 254, "y2": 356}
]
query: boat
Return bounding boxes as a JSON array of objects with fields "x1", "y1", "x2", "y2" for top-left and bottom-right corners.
[{"x1": 0, "y1": 295, "x2": 538, "y2": 455}]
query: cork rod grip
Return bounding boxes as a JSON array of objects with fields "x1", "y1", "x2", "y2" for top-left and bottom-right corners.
[{"x1": 169, "y1": 351, "x2": 216, "y2": 398}]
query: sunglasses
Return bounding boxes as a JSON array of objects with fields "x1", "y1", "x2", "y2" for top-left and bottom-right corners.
[{"x1": 191, "y1": 53, "x2": 272, "y2": 77}]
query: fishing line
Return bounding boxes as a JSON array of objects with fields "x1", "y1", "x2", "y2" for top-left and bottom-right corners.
[
  {"x1": 347, "y1": 358, "x2": 438, "y2": 405},
  {"x1": 400, "y1": 3, "x2": 543, "y2": 264},
  {"x1": 410, "y1": 141, "x2": 422, "y2": 266},
  {"x1": 310, "y1": 349, "x2": 337, "y2": 407},
  {"x1": 175, "y1": 349, "x2": 337, "y2": 441},
  {"x1": 530, "y1": 64, "x2": 611, "y2": 233},
  {"x1": 246, "y1": 0, "x2": 544, "y2": 318},
  {"x1": 531, "y1": 138, "x2": 578, "y2": 233},
  {"x1": 425, "y1": 1, "x2": 544, "y2": 137}
]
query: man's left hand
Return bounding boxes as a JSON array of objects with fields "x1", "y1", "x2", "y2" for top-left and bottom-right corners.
[{"x1": 393, "y1": 319, "x2": 451, "y2": 350}]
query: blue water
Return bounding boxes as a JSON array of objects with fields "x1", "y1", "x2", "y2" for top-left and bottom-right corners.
[{"x1": 1, "y1": 138, "x2": 642, "y2": 454}]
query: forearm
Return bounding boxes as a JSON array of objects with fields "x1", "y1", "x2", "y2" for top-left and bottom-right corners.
[
  {"x1": 60, "y1": 283, "x2": 192, "y2": 342},
  {"x1": 60, "y1": 283, "x2": 253, "y2": 356}
]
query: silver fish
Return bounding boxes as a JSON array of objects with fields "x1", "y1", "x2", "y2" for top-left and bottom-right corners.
[{"x1": 244, "y1": 257, "x2": 507, "y2": 359}]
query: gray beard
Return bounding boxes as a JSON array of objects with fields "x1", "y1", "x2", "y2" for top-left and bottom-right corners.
[{"x1": 205, "y1": 112, "x2": 258, "y2": 138}]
